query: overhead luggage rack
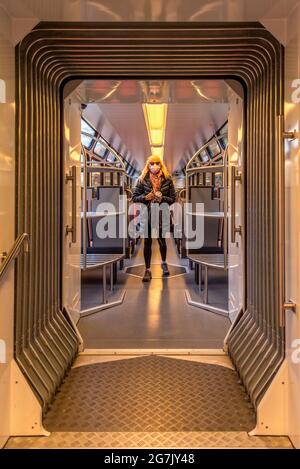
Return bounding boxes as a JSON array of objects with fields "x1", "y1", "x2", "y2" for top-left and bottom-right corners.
[
  {"x1": 81, "y1": 211, "x2": 126, "y2": 218},
  {"x1": 188, "y1": 253, "x2": 226, "y2": 269},
  {"x1": 185, "y1": 211, "x2": 224, "y2": 218},
  {"x1": 186, "y1": 164, "x2": 225, "y2": 173},
  {"x1": 80, "y1": 253, "x2": 124, "y2": 270}
]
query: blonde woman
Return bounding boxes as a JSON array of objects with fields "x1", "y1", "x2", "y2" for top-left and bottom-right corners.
[{"x1": 132, "y1": 155, "x2": 176, "y2": 282}]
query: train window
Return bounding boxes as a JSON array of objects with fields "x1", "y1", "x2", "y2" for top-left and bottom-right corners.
[
  {"x1": 91, "y1": 172, "x2": 100, "y2": 187},
  {"x1": 219, "y1": 122, "x2": 228, "y2": 136},
  {"x1": 113, "y1": 172, "x2": 119, "y2": 185},
  {"x1": 104, "y1": 172, "x2": 111, "y2": 185},
  {"x1": 106, "y1": 152, "x2": 116, "y2": 163},
  {"x1": 199, "y1": 149, "x2": 210, "y2": 163},
  {"x1": 211, "y1": 172, "x2": 223, "y2": 198},
  {"x1": 208, "y1": 139, "x2": 221, "y2": 158},
  {"x1": 205, "y1": 173, "x2": 212, "y2": 185},
  {"x1": 81, "y1": 118, "x2": 96, "y2": 149},
  {"x1": 191, "y1": 156, "x2": 201, "y2": 167},
  {"x1": 218, "y1": 122, "x2": 228, "y2": 149},
  {"x1": 94, "y1": 141, "x2": 107, "y2": 157},
  {"x1": 214, "y1": 172, "x2": 223, "y2": 187},
  {"x1": 219, "y1": 135, "x2": 228, "y2": 149},
  {"x1": 127, "y1": 164, "x2": 134, "y2": 175}
]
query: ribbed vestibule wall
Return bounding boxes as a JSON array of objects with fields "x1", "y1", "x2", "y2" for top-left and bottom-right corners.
[{"x1": 15, "y1": 22, "x2": 284, "y2": 411}]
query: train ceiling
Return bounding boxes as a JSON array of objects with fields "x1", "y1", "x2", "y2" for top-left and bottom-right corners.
[{"x1": 79, "y1": 79, "x2": 235, "y2": 173}]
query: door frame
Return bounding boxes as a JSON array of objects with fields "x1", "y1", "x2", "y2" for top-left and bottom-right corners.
[{"x1": 15, "y1": 22, "x2": 284, "y2": 409}]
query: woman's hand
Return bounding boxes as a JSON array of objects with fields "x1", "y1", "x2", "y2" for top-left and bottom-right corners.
[
  {"x1": 145, "y1": 191, "x2": 155, "y2": 201},
  {"x1": 154, "y1": 191, "x2": 162, "y2": 202}
]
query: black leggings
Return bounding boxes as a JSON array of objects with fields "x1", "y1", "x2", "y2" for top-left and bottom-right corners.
[{"x1": 144, "y1": 236, "x2": 167, "y2": 269}]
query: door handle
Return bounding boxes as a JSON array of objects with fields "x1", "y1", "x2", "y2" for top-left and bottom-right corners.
[
  {"x1": 231, "y1": 165, "x2": 242, "y2": 243},
  {"x1": 284, "y1": 301, "x2": 296, "y2": 313},
  {"x1": 65, "y1": 166, "x2": 77, "y2": 243}
]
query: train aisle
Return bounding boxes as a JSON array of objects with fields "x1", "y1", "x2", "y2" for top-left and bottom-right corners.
[{"x1": 78, "y1": 238, "x2": 230, "y2": 350}]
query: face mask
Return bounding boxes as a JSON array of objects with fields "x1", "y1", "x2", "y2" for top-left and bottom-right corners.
[{"x1": 149, "y1": 164, "x2": 161, "y2": 174}]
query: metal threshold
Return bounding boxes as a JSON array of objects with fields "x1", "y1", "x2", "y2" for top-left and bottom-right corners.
[{"x1": 80, "y1": 348, "x2": 227, "y2": 356}]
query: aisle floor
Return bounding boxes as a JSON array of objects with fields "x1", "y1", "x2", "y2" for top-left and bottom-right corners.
[{"x1": 79, "y1": 238, "x2": 230, "y2": 349}]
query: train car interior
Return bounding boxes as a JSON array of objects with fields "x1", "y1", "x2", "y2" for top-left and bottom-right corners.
[{"x1": 62, "y1": 79, "x2": 244, "y2": 350}]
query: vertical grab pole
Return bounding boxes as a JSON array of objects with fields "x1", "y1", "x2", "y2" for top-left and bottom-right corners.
[
  {"x1": 277, "y1": 115, "x2": 285, "y2": 328},
  {"x1": 103, "y1": 265, "x2": 107, "y2": 304},
  {"x1": 122, "y1": 170, "x2": 126, "y2": 260},
  {"x1": 204, "y1": 266, "x2": 208, "y2": 304},
  {"x1": 223, "y1": 145, "x2": 228, "y2": 270},
  {"x1": 65, "y1": 166, "x2": 77, "y2": 243},
  {"x1": 230, "y1": 165, "x2": 242, "y2": 243},
  {"x1": 82, "y1": 145, "x2": 87, "y2": 269},
  {"x1": 279, "y1": 119, "x2": 298, "y2": 322},
  {"x1": 110, "y1": 263, "x2": 114, "y2": 291},
  {"x1": 185, "y1": 163, "x2": 189, "y2": 259}
]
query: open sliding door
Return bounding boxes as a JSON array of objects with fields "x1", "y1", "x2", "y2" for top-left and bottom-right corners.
[
  {"x1": 62, "y1": 89, "x2": 82, "y2": 324},
  {"x1": 227, "y1": 86, "x2": 245, "y2": 323}
]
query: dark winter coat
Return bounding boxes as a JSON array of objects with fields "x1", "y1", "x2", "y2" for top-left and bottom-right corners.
[{"x1": 132, "y1": 173, "x2": 176, "y2": 206}]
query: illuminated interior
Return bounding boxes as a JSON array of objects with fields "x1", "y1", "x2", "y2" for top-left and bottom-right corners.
[{"x1": 143, "y1": 103, "x2": 168, "y2": 160}]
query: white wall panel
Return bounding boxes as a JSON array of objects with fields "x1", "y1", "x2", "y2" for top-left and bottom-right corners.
[
  {"x1": 0, "y1": 35, "x2": 15, "y2": 447},
  {"x1": 284, "y1": 2, "x2": 300, "y2": 449}
]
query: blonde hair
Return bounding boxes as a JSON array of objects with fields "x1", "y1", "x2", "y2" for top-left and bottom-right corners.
[{"x1": 140, "y1": 155, "x2": 171, "y2": 181}]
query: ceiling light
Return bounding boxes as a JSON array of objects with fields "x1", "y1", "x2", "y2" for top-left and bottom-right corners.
[
  {"x1": 151, "y1": 146, "x2": 164, "y2": 160},
  {"x1": 143, "y1": 103, "x2": 167, "y2": 129},
  {"x1": 149, "y1": 129, "x2": 164, "y2": 146},
  {"x1": 143, "y1": 103, "x2": 168, "y2": 159}
]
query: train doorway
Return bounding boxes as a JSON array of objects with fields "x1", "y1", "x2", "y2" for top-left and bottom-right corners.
[
  {"x1": 62, "y1": 79, "x2": 245, "y2": 351},
  {"x1": 14, "y1": 22, "x2": 285, "y2": 417}
]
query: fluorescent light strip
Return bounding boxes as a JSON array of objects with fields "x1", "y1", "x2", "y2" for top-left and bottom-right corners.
[
  {"x1": 151, "y1": 146, "x2": 164, "y2": 159},
  {"x1": 143, "y1": 103, "x2": 168, "y2": 159}
]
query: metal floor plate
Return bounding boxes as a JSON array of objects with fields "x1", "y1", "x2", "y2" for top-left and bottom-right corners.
[
  {"x1": 6, "y1": 356, "x2": 292, "y2": 449},
  {"x1": 41, "y1": 355, "x2": 255, "y2": 432}
]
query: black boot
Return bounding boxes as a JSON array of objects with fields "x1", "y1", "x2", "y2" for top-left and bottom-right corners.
[
  {"x1": 161, "y1": 262, "x2": 170, "y2": 276},
  {"x1": 142, "y1": 269, "x2": 152, "y2": 282}
]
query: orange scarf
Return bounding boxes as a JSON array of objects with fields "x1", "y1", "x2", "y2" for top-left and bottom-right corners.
[{"x1": 149, "y1": 170, "x2": 162, "y2": 194}]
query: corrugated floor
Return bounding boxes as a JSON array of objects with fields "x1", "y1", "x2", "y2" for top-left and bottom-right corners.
[
  {"x1": 79, "y1": 239, "x2": 230, "y2": 349},
  {"x1": 43, "y1": 355, "x2": 256, "y2": 432},
  {"x1": 6, "y1": 355, "x2": 292, "y2": 449}
]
